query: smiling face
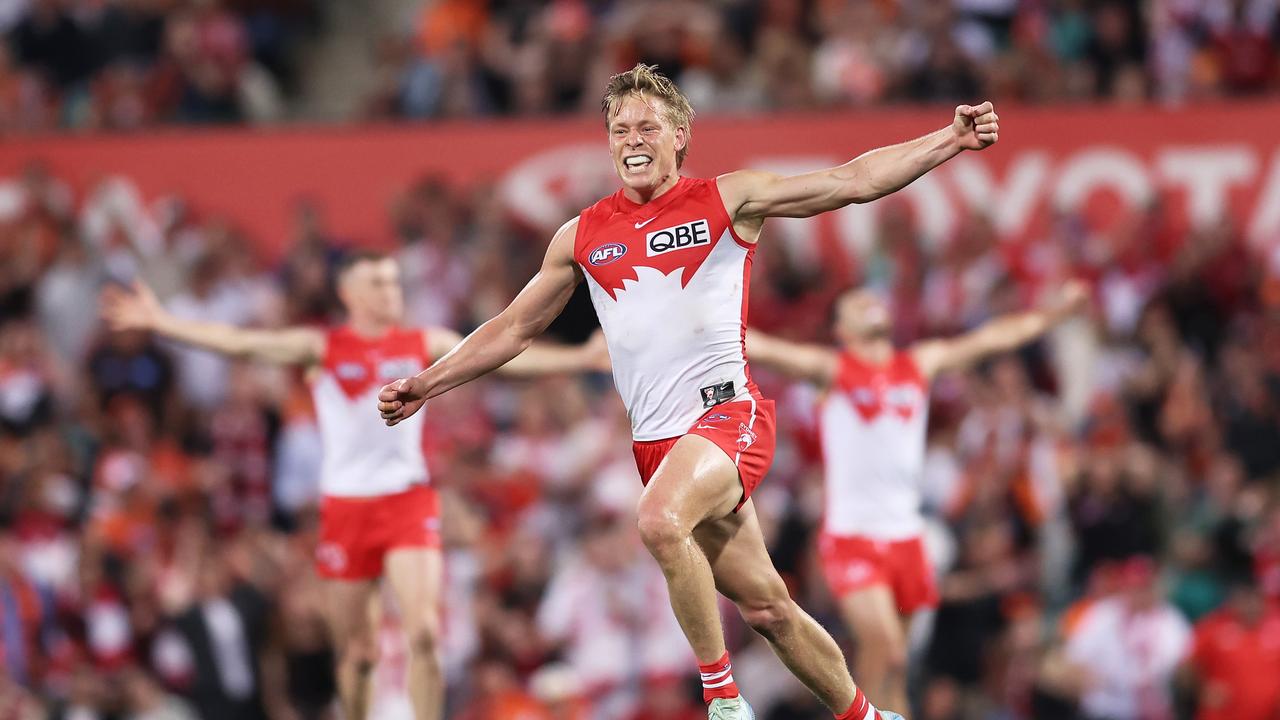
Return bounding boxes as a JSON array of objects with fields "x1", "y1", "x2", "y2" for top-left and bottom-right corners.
[{"x1": 607, "y1": 92, "x2": 687, "y2": 198}]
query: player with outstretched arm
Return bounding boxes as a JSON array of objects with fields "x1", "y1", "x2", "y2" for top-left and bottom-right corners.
[
  {"x1": 377, "y1": 65, "x2": 1001, "y2": 720},
  {"x1": 103, "y1": 251, "x2": 602, "y2": 720},
  {"x1": 747, "y1": 282, "x2": 1088, "y2": 712}
]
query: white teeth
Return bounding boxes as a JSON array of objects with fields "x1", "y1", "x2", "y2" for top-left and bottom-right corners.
[{"x1": 625, "y1": 156, "x2": 652, "y2": 167}]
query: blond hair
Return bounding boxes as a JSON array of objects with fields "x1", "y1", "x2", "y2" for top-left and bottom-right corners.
[{"x1": 601, "y1": 63, "x2": 695, "y2": 168}]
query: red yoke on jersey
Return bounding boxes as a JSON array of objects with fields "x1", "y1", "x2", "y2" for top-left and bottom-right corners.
[
  {"x1": 572, "y1": 176, "x2": 776, "y2": 506},
  {"x1": 819, "y1": 349, "x2": 937, "y2": 612},
  {"x1": 311, "y1": 326, "x2": 439, "y2": 580}
]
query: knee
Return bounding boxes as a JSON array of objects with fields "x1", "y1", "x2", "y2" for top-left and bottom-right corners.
[
  {"x1": 882, "y1": 638, "x2": 908, "y2": 676},
  {"x1": 635, "y1": 506, "x2": 689, "y2": 560},
  {"x1": 404, "y1": 615, "x2": 440, "y2": 659},
  {"x1": 738, "y1": 597, "x2": 798, "y2": 642},
  {"x1": 339, "y1": 634, "x2": 380, "y2": 675},
  {"x1": 853, "y1": 622, "x2": 907, "y2": 674}
]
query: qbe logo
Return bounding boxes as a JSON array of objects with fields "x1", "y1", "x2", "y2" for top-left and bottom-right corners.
[
  {"x1": 335, "y1": 362, "x2": 367, "y2": 381},
  {"x1": 589, "y1": 243, "x2": 627, "y2": 266},
  {"x1": 378, "y1": 357, "x2": 420, "y2": 380},
  {"x1": 647, "y1": 219, "x2": 711, "y2": 257}
]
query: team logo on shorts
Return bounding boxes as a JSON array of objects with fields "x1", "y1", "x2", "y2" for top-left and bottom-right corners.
[
  {"x1": 843, "y1": 559, "x2": 874, "y2": 584},
  {"x1": 704, "y1": 414, "x2": 730, "y2": 422},
  {"x1": 316, "y1": 542, "x2": 347, "y2": 572},
  {"x1": 737, "y1": 423, "x2": 757, "y2": 452},
  {"x1": 589, "y1": 243, "x2": 628, "y2": 266}
]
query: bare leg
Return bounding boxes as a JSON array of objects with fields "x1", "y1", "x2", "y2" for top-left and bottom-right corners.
[
  {"x1": 839, "y1": 587, "x2": 910, "y2": 713},
  {"x1": 384, "y1": 548, "x2": 445, "y2": 720},
  {"x1": 694, "y1": 501, "x2": 858, "y2": 712},
  {"x1": 323, "y1": 579, "x2": 379, "y2": 720},
  {"x1": 635, "y1": 435, "x2": 744, "y2": 664}
]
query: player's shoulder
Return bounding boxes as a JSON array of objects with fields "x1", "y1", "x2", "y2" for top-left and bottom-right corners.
[
  {"x1": 894, "y1": 347, "x2": 927, "y2": 379},
  {"x1": 713, "y1": 169, "x2": 776, "y2": 204},
  {"x1": 554, "y1": 215, "x2": 581, "y2": 238},
  {"x1": 321, "y1": 323, "x2": 352, "y2": 345},
  {"x1": 714, "y1": 168, "x2": 775, "y2": 188},
  {"x1": 549, "y1": 215, "x2": 583, "y2": 257},
  {"x1": 579, "y1": 189, "x2": 621, "y2": 222}
]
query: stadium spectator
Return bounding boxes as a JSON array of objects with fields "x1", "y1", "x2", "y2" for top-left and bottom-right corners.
[
  {"x1": 1065, "y1": 556, "x2": 1192, "y2": 720},
  {"x1": 3, "y1": 0, "x2": 1279, "y2": 131},
  {"x1": 1184, "y1": 581, "x2": 1280, "y2": 720}
]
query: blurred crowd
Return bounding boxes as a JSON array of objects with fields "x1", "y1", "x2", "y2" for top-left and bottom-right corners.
[
  {"x1": 1, "y1": 0, "x2": 314, "y2": 130},
  {"x1": 368, "y1": 0, "x2": 1280, "y2": 120},
  {"x1": 5, "y1": 0, "x2": 1280, "y2": 131},
  {"x1": 1, "y1": 151, "x2": 1279, "y2": 720}
]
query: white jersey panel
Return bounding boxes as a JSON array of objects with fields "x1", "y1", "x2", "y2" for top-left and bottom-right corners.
[
  {"x1": 312, "y1": 374, "x2": 429, "y2": 497},
  {"x1": 820, "y1": 356, "x2": 929, "y2": 539},
  {"x1": 584, "y1": 230, "x2": 753, "y2": 441}
]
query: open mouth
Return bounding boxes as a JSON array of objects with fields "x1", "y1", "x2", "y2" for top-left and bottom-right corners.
[{"x1": 623, "y1": 155, "x2": 653, "y2": 172}]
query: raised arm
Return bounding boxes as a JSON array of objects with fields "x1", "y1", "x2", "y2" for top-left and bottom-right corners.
[
  {"x1": 101, "y1": 281, "x2": 324, "y2": 365},
  {"x1": 378, "y1": 218, "x2": 583, "y2": 425},
  {"x1": 718, "y1": 103, "x2": 999, "y2": 224},
  {"x1": 424, "y1": 326, "x2": 609, "y2": 378},
  {"x1": 745, "y1": 329, "x2": 840, "y2": 386},
  {"x1": 910, "y1": 280, "x2": 1088, "y2": 380}
]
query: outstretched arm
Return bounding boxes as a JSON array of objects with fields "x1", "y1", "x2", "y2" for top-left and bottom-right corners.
[
  {"x1": 379, "y1": 218, "x2": 583, "y2": 425},
  {"x1": 425, "y1": 327, "x2": 609, "y2": 378},
  {"x1": 101, "y1": 281, "x2": 324, "y2": 365},
  {"x1": 718, "y1": 103, "x2": 1000, "y2": 221},
  {"x1": 745, "y1": 329, "x2": 840, "y2": 386},
  {"x1": 911, "y1": 280, "x2": 1089, "y2": 380}
]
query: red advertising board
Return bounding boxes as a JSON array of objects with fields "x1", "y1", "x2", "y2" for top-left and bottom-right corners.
[{"x1": 4, "y1": 102, "x2": 1278, "y2": 260}]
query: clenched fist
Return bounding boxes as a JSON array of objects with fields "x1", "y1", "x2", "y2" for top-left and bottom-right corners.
[
  {"x1": 378, "y1": 376, "x2": 428, "y2": 426},
  {"x1": 953, "y1": 101, "x2": 1000, "y2": 151}
]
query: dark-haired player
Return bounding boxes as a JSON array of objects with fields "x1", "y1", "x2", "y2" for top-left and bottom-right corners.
[
  {"x1": 747, "y1": 282, "x2": 1087, "y2": 711},
  {"x1": 103, "y1": 251, "x2": 600, "y2": 720}
]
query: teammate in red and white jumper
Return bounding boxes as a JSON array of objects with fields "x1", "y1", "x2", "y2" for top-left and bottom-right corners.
[
  {"x1": 102, "y1": 251, "x2": 600, "y2": 720},
  {"x1": 378, "y1": 64, "x2": 1002, "y2": 720},
  {"x1": 747, "y1": 282, "x2": 1088, "y2": 712}
]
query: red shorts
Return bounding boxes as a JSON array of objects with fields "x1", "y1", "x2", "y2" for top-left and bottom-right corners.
[
  {"x1": 632, "y1": 400, "x2": 776, "y2": 511},
  {"x1": 818, "y1": 533, "x2": 939, "y2": 614},
  {"x1": 315, "y1": 484, "x2": 440, "y2": 580}
]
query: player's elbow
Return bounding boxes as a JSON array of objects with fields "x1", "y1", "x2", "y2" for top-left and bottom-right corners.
[
  {"x1": 500, "y1": 312, "x2": 541, "y2": 352},
  {"x1": 835, "y1": 161, "x2": 886, "y2": 205},
  {"x1": 845, "y1": 179, "x2": 894, "y2": 205}
]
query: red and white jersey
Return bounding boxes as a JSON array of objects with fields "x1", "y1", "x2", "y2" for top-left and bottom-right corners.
[
  {"x1": 310, "y1": 326, "x2": 431, "y2": 497},
  {"x1": 820, "y1": 350, "x2": 929, "y2": 540},
  {"x1": 574, "y1": 176, "x2": 762, "y2": 441}
]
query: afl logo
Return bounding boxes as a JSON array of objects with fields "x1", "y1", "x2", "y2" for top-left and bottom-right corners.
[{"x1": 589, "y1": 243, "x2": 627, "y2": 266}]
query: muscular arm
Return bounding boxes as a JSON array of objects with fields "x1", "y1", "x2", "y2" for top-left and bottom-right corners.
[
  {"x1": 424, "y1": 325, "x2": 607, "y2": 378},
  {"x1": 718, "y1": 103, "x2": 999, "y2": 222},
  {"x1": 911, "y1": 281, "x2": 1088, "y2": 380},
  {"x1": 379, "y1": 219, "x2": 583, "y2": 424},
  {"x1": 745, "y1": 329, "x2": 839, "y2": 386},
  {"x1": 101, "y1": 281, "x2": 324, "y2": 365}
]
